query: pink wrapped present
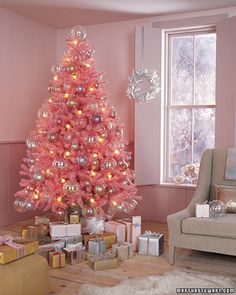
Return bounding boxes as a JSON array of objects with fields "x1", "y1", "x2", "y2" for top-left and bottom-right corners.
[
  {"x1": 117, "y1": 220, "x2": 132, "y2": 243},
  {"x1": 105, "y1": 221, "x2": 126, "y2": 244}
]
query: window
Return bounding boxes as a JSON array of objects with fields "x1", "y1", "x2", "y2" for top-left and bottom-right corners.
[{"x1": 163, "y1": 27, "x2": 216, "y2": 183}]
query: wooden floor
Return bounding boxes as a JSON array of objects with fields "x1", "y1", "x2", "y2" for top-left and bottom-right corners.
[{"x1": 2, "y1": 220, "x2": 236, "y2": 295}]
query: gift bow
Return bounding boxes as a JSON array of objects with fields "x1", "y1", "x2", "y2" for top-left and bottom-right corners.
[
  {"x1": 0, "y1": 235, "x2": 26, "y2": 259},
  {"x1": 142, "y1": 231, "x2": 161, "y2": 238}
]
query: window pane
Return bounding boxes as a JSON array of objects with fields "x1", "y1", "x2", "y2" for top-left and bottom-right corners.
[
  {"x1": 195, "y1": 33, "x2": 216, "y2": 105},
  {"x1": 171, "y1": 36, "x2": 193, "y2": 105},
  {"x1": 193, "y1": 108, "x2": 215, "y2": 163},
  {"x1": 169, "y1": 109, "x2": 192, "y2": 177}
]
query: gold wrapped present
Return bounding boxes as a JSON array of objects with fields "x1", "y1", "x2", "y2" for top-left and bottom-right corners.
[
  {"x1": 0, "y1": 236, "x2": 39, "y2": 264},
  {"x1": 89, "y1": 253, "x2": 118, "y2": 271},
  {"x1": 112, "y1": 242, "x2": 133, "y2": 261},
  {"x1": 63, "y1": 246, "x2": 85, "y2": 264},
  {"x1": 83, "y1": 232, "x2": 116, "y2": 249},
  {"x1": 35, "y1": 216, "x2": 50, "y2": 225},
  {"x1": 69, "y1": 214, "x2": 79, "y2": 224},
  {"x1": 48, "y1": 251, "x2": 66, "y2": 268}
]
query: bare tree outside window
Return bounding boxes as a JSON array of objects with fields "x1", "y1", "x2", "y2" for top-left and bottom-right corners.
[{"x1": 165, "y1": 29, "x2": 216, "y2": 183}]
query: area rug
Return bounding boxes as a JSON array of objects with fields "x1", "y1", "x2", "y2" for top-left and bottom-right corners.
[{"x1": 78, "y1": 270, "x2": 236, "y2": 295}]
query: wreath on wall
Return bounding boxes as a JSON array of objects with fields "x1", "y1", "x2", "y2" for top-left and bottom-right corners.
[{"x1": 127, "y1": 68, "x2": 160, "y2": 103}]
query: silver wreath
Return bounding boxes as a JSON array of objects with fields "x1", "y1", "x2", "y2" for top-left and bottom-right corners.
[{"x1": 127, "y1": 68, "x2": 160, "y2": 103}]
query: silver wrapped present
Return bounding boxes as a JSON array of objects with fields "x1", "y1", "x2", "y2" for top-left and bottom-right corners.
[
  {"x1": 88, "y1": 238, "x2": 106, "y2": 255},
  {"x1": 138, "y1": 231, "x2": 164, "y2": 256}
]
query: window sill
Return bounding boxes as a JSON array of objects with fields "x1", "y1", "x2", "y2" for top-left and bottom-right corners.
[{"x1": 158, "y1": 183, "x2": 196, "y2": 189}]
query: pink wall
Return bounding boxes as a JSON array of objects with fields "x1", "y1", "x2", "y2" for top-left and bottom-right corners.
[
  {"x1": 0, "y1": 7, "x2": 56, "y2": 141},
  {"x1": 0, "y1": 7, "x2": 57, "y2": 225}
]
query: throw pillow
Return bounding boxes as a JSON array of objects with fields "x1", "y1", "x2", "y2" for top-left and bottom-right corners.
[{"x1": 215, "y1": 184, "x2": 236, "y2": 213}]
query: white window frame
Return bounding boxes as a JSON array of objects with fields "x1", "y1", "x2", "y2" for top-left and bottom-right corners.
[{"x1": 163, "y1": 26, "x2": 216, "y2": 183}]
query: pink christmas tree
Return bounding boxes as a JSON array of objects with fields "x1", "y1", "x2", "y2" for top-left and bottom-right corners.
[{"x1": 15, "y1": 26, "x2": 139, "y2": 218}]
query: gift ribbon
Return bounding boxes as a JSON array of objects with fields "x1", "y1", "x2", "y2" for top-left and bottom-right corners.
[{"x1": 0, "y1": 235, "x2": 26, "y2": 259}]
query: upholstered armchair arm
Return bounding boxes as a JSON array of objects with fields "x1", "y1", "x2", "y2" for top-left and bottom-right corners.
[{"x1": 167, "y1": 208, "x2": 192, "y2": 241}]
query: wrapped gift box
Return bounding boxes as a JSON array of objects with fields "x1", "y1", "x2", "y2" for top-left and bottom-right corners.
[
  {"x1": 37, "y1": 239, "x2": 65, "y2": 258},
  {"x1": 27, "y1": 225, "x2": 38, "y2": 240},
  {"x1": 63, "y1": 245, "x2": 85, "y2": 264},
  {"x1": 89, "y1": 253, "x2": 118, "y2": 271},
  {"x1": 49, "y1": 223, "x2": 81, "y2": 238},
  {"x1": 138, "y1": 231, "x2": 164, "y2": 256},
  {"x1": 88, "y1": 238, "x2": 106, "y2": 255},
  {"x1": 69, "y1": 215, "x2": 79, "y2": 224},
  {"x1": 48, "y1": 251, "x2": 66, "y2": 268},
  {"x1": 105, "y1": 221, "x2": 126, "y2": 244},
  {"x1": 131, "y1": 216, "x2": 141, "y2": 251},
  {"x1": 83, "y1": 232, "x2": 116, "y2": 249},
  {"x1": 196, "y1": 203, "x2": 210, "y2": 218},
  {"x1": 112, "y1": 242, "x2": 133, "y2": 261},
  {"x1": 61, "y1": 235, "x2": 82, "y2": 246},
  {"x1": 34, "y1": 216, "x2": 50, "y2": 225},
  {"x1": 0, "y1": 236, "x2": 39, "y2": 264},
  {"x1": 115, "y1": 217, "x2": 142, "y2": 251}
]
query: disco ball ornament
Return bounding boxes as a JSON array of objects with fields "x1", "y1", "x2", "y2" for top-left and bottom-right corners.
[
  {"x1": 101, "y1": 158, "x2": 117, "y2": 170},
  {"x1": 52, "y1": 158, "x2": 67, "y2": 169},
  {"x1": 209, "y1": 200, "x2": 226, "y2": 218},
  {"x1": 76, "y1": 155, "x2": 88, "y2": 166},
  {"x1": 33, "y1": 171, "x2": 45, "y2": 183},
  {"x1": 123, "y1": 199, "x2": 138, "y2": 214},
  {"x1": 26, "y1": 139, "x2": 37, "y2": 150},
  {"x1": 70, "y1": 25, "x2": 87, "y2": 40},
  {"x1": 82, "y1": 207, "x2": 96, "y2": 218},
  {"x1": 94, "y1": 184, "x2": 106, "y2": 196},
  {"x1": 14, "y1": 197, "x2": 27, "y2": 213}
]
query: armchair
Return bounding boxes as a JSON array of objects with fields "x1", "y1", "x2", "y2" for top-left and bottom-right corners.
[{"x1": 167, "y1": 149, "x2": 236, "y2": 264}]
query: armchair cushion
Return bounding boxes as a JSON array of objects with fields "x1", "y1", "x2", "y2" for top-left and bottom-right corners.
[{"x1": 182, "y1": 214, "x2": 236, "y2": 239}]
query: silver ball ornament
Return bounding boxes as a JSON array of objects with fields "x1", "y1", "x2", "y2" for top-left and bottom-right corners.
[
  {"x1": 86, "y1": 135, "x2": 98, "y2": 144},
  {"x1": 101, "y1": 158, "x2": 117, "y2": 170},
  {"x1": 82, "y1": 207, "x2": 96, "y2": 218},
  {"x1": 14, "y1": 197, "x2": 27, "y2": 213},
  {"x1": 55, "y1": 207, "x2": 66, "y2": 218},
  {"x1": 53, "y1": 158, "x2": 67, "y2": 169},
  {"x1": 76, "y1": 155, "x2": 87, "y2": 166},
  {"x1": 76, "y1": 85, "x2": 85, "y2": 93},
  {"x1": 33, "y1": 171, "x2": 45, "y2": 182},
  {"x1": 63, "y1": 181, "x2": 80, "y2": 194},
  {"x1": 26, "y1": 139, "x2": 37, "y2": 150},
  {"x1": 71, "y1": 143, "x2": 78, "y2": 150},
  {"x1": 66, "y1": 99, "x2": 77, "y2": 108},
  {"x1": 123, "y1": 199, "x2": 138, "y2": 214},
  {"x1": 94, "y1": 184, "x2": 106, "y2": 196},
  {"x1": 70, "y1": 25, "x2": 87, "y2": 40},
  {"x1": 24, "y1": 199, "x2": 35, "y2": 211}
]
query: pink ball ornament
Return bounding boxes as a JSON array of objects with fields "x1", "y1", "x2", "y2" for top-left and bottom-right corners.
[{"x1": 77, "y1": 117, "x2": 87, "y2": 129}]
